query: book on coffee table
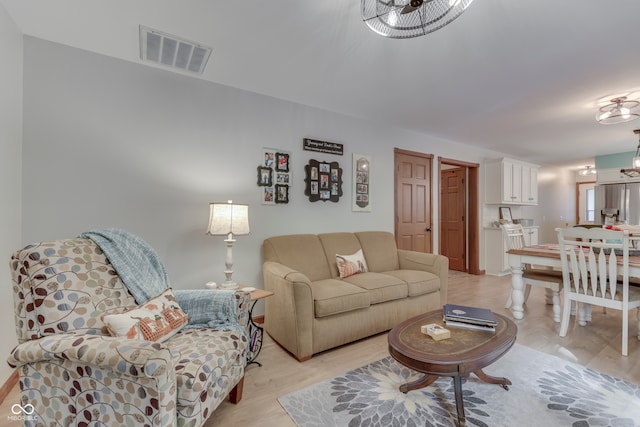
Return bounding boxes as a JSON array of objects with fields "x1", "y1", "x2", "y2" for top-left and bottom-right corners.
[
  {"x1": 443, "y1": 304, "x2": 498, "y2": 328},
  {"x1": 443, "y1": 318, "x2": 496, "y2": 332}
]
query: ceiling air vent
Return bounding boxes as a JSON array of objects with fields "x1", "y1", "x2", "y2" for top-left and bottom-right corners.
[{"x1": 139, "y1": 25, "x2": 212, "y2": 74}]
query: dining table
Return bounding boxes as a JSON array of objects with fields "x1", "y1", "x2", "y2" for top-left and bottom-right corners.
[{"x1": 506, "y1": 243, "x2": 640, "y2": 320}]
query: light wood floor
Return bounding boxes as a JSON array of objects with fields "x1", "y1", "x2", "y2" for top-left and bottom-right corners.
[{"x1": 1, "y1": 271, "x2": 638, "y2": 426}]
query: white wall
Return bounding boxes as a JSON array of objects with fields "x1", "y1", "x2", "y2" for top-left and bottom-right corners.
[
  {"x1": 21, "y1": 37, "x2": 510, "y2": 296},
  {"x1": 0, "y1": 6, "x2": 22, "y2": 387}
]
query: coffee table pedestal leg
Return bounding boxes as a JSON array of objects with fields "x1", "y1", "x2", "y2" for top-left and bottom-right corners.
[
  {"x1": 399, "y1": 374, "x2": 438, "y2": 393},
  {"x1": 474, "y1": 369, "x2": 512, "y2": 390},
  {"x1": 399, "y1": 370, "x2": 512, "y2": 427}
]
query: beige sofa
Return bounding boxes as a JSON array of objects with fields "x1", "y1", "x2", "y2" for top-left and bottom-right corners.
[{"x1": 262, "y1": 231, "x2": 448, "y2": 361}]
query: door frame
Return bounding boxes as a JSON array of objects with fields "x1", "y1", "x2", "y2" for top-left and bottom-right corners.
[
  {"x1": 575, "y1": 180, "x2": 597, "y2": 225},
  {"x1": 438, "y1": 157, "x2": 481, "y2": 275}
]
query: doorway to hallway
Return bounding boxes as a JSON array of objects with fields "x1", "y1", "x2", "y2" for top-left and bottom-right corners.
[{"x1": 439, "y1": 157, "x2": 481, "y2": 274}]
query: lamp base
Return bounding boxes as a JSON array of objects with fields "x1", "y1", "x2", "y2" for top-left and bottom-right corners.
[{"x1": 219, "y1": 281, "x2": 239, "y2": 290}]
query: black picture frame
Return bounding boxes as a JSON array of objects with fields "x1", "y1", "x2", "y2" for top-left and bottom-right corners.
[
  {"x1": 257, "y1": 166, "x2": 273, "y2": 187},
  {"x1": 275, "y1": 184, "x2": 289, "y2": 204},
  {"x1": 276, "y1": 152, "x2": 290, "y2": 172},
  {"x1": 305, "y1": 159, "x2": 342, "y2": 202}
]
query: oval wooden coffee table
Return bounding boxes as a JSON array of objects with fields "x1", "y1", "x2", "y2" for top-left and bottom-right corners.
[{"x1": 388, "y1": 309, "x2": 517, "y2": 427}]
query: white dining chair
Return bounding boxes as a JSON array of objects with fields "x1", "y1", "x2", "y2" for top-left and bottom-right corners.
[
  {"x1": 501, "y1": 223, "x2": 564, "y2": 322},
  {"x1": 556, "y1": 226, "x2": 640, "y2": 356}
]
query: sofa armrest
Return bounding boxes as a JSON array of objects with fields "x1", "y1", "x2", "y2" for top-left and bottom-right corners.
[
  {"x1": 8, "y1": 333, "x2": 173, "y2": 378},
  {"x1": 262, "y1": 261, "x2": 314, "y2": 361},
  {"x1": 397, "y1": 250, "x2": 449, "y2": 305}
]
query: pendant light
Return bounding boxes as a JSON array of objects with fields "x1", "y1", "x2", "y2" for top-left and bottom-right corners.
[
  {"x1": 596, "y1": 97, "x2": 640, "y2": 125},
  {"x1": 578, "y1": 166, "x2": 597, "y2": 176},
  {"x1": 633, "y1": 129, "x2": 640, "y2": 169}
]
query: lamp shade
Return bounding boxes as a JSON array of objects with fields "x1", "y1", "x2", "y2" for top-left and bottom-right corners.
[{"x1": 207, "y1": 202, "x2": 250, "y2": 236}]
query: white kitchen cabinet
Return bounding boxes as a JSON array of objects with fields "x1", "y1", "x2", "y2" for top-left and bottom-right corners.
[
  {"x1": 485, "y1": 226, "x2": 539, "y2": 275},
  {"x1": 485, "y1": 158, "x2": 539, "y2": 205},
  {"x1": 485, "y1": 228, "x2": 509, "y2": 276},
  {"x1": 522, "y1": 226, "x2": 538, "y2": 246},
  {"x1": 521, "y1": 166, "x2": 538, "y2": 204}
]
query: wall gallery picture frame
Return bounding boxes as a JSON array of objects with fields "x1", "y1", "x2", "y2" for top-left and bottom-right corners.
[
  {"x1": 304, "y1": 159, "x2": 342, "y2": 202},
  {"x1": 257, "y1": 166, "x2": 273, "y2": 187},
  {"x1": 352, "y1": 153, "x2": 371, "y2": 212},
  {"x1": 260, "y1": 148, "x2": 291, "y2": 205},
  {"x1": 275, "y1": 184, "x2": 289, "y2": 204}
]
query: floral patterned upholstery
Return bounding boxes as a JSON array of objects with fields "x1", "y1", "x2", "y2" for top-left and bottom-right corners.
[{"x1": 8, "y1": 238, "x2": 250, "y2": 427}]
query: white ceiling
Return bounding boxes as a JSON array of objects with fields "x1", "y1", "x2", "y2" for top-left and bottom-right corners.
[{"x1": 3, "y1": 0, "x2": 640, "y2": 168}]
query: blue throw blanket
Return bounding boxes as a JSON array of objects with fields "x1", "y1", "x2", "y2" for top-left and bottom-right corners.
[{"x1": 80, "y1": 228, "x2": 245, "y2": 335}]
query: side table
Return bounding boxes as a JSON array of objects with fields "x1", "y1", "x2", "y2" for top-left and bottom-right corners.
[{"x1": 242, "y1": 287, "x2": 274, "y2": 367}]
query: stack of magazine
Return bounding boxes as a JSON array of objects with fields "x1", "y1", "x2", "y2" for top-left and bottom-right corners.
[{"x1": 443, "y1": 304, "x2": 497, "y2": 333}]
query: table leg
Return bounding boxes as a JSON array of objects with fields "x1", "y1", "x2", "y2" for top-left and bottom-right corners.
[
  {"x1": 510, "y1": 265, "x2": 525, "y2": 320},
  {"x1": 399, "y1": 374, "x2": 438, "y2": 393},
  {"x1": 453, "y1": 376, "x2": 466, "y2": 427},
  {"x1": 473, "y1": 369, "x2": 512, "y2": 390},
  {"x1": 551, "y1": 290, "x2": 561, "y2": 323}
]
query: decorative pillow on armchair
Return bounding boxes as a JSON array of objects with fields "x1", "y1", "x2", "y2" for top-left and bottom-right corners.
[
  {"x1": 336, "y1": 249, "x2": 369, "y2": 279},
  {"x1": 102, "y1": 288, "x2": 188, "y2": 342}
]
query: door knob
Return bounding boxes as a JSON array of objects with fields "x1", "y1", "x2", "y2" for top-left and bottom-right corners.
[{"x1": 426, "y1": 227, "x2": 432, "y2": 232}]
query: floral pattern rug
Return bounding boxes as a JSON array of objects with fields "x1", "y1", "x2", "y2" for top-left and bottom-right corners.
[{"x1": 278, "y1": 344, "x2": 640, "y2": 427}]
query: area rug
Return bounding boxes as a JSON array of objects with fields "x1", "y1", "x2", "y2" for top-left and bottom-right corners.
[{"x1": 278, "y1": 344, "x2": 640, "y2": 427}]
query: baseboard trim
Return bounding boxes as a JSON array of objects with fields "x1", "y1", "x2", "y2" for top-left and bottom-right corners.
[{"x1": 0, "y1": 370, "x2": 18, "y2": 405}]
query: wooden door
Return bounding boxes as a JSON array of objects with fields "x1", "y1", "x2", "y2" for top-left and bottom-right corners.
[
  {"x1": 440, "y1": 167, "x2": 466, "y2": 271},
  {"x1": 394, "y1": 149, "x2": 432, "y2": 252}
]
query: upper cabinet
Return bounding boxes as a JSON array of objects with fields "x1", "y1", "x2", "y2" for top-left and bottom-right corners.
[{"x1": 485, "y1": 158, "x2": 539, "y2": 205}]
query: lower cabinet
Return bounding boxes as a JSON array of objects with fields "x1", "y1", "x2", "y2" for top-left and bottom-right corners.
[{"x1": 485, "y1": 226, "x2": 539, "y2": 276}]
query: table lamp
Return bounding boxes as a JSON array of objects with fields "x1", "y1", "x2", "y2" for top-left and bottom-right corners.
[{"x1": 206, "y1": 200, "x2": 250, "y2": 289}]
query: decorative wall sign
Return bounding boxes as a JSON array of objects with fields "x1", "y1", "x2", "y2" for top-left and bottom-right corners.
[
  {"x1": 305, "y1": 159, "x2": 342, "y2": 202},
  {"x1": 259, "y1": 148, "x2": 291, "y2": 205},
  {"x1": 303, "y1": 138, "x2": 344, "y2": 156},
  {"x1": 353, "y1": 154, "x2": 371, "y2": 212}
]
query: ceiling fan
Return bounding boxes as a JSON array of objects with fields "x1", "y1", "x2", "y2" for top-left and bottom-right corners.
[
  {"x1": 361, "y1": 0, "x2": 475, "y2": 39},
  {"x1": 399, "y1": 0, "x2": 426, "y2": 15}
]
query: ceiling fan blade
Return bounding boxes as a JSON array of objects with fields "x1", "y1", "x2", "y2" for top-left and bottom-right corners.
[
  {"x1": 400, "y1": 4, "x2": 419, "y2": 14},
  {"x1": 400, "y1": 0, "x2": 424, "y2": 14}
]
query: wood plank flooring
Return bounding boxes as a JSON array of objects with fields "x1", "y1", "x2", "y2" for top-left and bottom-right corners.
[{"x1": 0, "y1": 271, "x2": 638, "y2": 426}]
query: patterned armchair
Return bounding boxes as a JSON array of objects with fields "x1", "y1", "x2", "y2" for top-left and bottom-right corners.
[{"x1": 8, "y1": 238, "x2": 250, "y2": 427}]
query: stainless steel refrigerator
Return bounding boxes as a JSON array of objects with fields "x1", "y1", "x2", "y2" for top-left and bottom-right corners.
[{"x1": 594, "y1": 183, "x2": 640, "y2": 225}]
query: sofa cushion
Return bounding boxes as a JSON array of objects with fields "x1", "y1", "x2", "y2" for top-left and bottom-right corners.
[
  {"x1": 166, "y1": 327, "x2": 247, "y2": 407},
  {"x1": 263, "y1": 234, "x2": 331, "y2": 281},
  {"x1": 383, "y1": 270, "x2": 441, "y2": 297},
  {"x1": 355, "y1": 231, "x2": 400, "y2": 272},
  {"x1": 343, "y1": 272, "x2": 408, "y2": 304},
  {"x1": 309, "y1": 279, "x2": 370, "y2": 317}
]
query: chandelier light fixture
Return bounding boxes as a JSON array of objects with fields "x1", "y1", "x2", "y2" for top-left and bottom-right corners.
[
  {"x1": 578, "y1": 165, "x2": 597, "y2": 176},
  {"x1": 361, "y1": 0, "x2": 475, "y2": 39},
  {"x1": 633, "y1": 129, "x2": 640, "y2": 169},
  {"x1": 595, "y1": 97, "x2": 640, "y2": 125}
]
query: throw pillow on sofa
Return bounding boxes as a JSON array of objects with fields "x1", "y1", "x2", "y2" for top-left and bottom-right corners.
[
  {"x1": 336, "y1": 249, "x2": 369, "y2": 279},
  {"x1": 102, "y1": 288, "x2": 188, "y2": 342}
]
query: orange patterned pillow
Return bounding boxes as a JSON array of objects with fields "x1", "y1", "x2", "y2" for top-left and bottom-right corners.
[
  {"x1": 336, "y1": 249, "x2": 369, "y2": 279},
  {"x1": 102, "y1": 288, "x2": 188, "y2": 342}
]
